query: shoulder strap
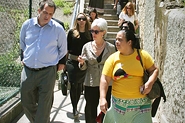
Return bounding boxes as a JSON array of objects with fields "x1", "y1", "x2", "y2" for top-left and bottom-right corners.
[{"x1": 137, "y1": 49, "x2": 144, "y2": 68}]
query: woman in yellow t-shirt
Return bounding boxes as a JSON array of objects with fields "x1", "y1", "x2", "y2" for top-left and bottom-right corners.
[{"x1": 99, "y1": 29, "x2": 159, "y2": 123}]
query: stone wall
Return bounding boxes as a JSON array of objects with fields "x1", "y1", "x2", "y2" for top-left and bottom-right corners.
[{"x1": 138, "y1": 0, "x2": 185, "y2": 122}]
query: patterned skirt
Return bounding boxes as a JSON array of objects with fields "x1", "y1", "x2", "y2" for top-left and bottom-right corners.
[{"x1": 103, "y1": 96, "x2": 153, "y2": 123}]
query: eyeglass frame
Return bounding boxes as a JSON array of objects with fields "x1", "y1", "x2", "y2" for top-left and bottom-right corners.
[
  {"x1": 122, "y1": 26, "x2": 129, "y2": 30},
  {"x1": 127, "y1": 7, "x2": 131, "y2": 9},
  {"x1": 77, "y1": 18, "x2": 87, "y2": 21},
  {"x1": 90, "y1": 29, "x2": 104, "y2": 34}
]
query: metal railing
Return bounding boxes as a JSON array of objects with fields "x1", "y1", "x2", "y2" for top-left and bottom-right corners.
[
  {"x1": 0, "y1": 0, "x2": 82, "y2": 107},
  {"x1": 0, "y1": 0, "x2": 29, "y2": 106},
  {"x1": 70, "y1": 0, "x2": 79, "y2": 29},
  {"x1": 70, "y1": 0, "x2": 85, "y2": 29}
]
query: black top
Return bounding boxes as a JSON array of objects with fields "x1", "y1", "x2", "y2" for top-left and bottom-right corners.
[
  {"x1": 52, "y1": 18, "x2": 66, "y2": 64},
  {"x1": 52, "y1": 18, "x2": 65, "y2": 30},
  {"x1": 67, "y1": 29, "x2": 92, "y2": 56}
]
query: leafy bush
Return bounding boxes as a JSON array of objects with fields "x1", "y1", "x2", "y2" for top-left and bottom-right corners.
[
  {"x1": 54, "y1": 0, "x2": 73, "y2": 15},
  {"x1": 64, "y1": 22, "x2": 69, "y2": 30},
  {"x1": 54, "y1": 0, "x2": 65, "y2": 7},
  {"x1": 63, "y1": 7, "x2": 72, "y2": 15}
]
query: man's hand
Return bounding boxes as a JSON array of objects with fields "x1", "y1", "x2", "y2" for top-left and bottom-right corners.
[{"x1": 57, "y1": 64, "x2": 65, "y2": 71}]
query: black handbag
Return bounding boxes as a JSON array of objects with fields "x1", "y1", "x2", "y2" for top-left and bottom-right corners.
[
  {"x1": 60, "y1": 70, "x2": 68, "y2": 96},
  {"x1": 137, "y1": 49, "x2": 161, "y2": 99}
]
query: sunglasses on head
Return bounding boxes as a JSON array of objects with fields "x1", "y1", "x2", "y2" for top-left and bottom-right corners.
[
  {"x1": 90, "y1": 30, "x2": 103, "y2": 34},
  {"x1": 77, "y1": 18, "x2": 87, "y2": 21},
  {"x1": 122, "y1": 26, "x2": 129, "y2": 30}
]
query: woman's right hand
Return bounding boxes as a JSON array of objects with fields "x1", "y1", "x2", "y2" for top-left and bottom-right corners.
[
  {"x1": 113, "y1": 5, "x2": 116, "y2": 9},
  {"x1": 77, "y1": 55, "x2": 85, "y2": 65},
  {"x1": 118, "y1": 19, "x2": 124, "y2": 27},
  {"x1": 100, "y1": 98, "x2": 108, "y2": 114}
]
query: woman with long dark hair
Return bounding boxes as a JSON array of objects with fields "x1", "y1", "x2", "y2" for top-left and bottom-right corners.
[
  {"x1": 66, "y1": 13, "x2": 92, "y2": 121},
  {"x1": 100, "y1": 30, "x2": 158, "y2": 123}
]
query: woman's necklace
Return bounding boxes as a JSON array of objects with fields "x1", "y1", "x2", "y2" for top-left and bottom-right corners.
[{"x1": 93, "y1": 41, "x2": 105, "y2": 50}]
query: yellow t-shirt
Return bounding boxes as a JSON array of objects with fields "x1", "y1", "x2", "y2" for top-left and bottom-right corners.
[{"x1": 102, "y1": 49, "x2": 154, "y2": 99}]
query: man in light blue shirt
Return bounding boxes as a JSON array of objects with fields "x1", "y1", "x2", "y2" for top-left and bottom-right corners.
[{"x1": 19, "y1": 0, "x2": 67, "y2": 123}]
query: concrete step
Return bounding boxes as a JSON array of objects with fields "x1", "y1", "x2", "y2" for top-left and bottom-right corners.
[
  {"x1": 84, "y1": 3, "x2": 115, "y2": 9},
  {"x1": 104, "y1": 8, "x2": 117, "y2": 15},
  {"x1": 107, "y1": 31, "x2": 117, "y2": 38},
  {"x1": 101, "y1": 14, "x2": 118, "y2": 20},
  {"x1": 106, "y1": 20, "x2": 118, "y2": 26},
  {"x1": 83, "y1": 0, "x2": 119, "y2": 42},
  {"x1": 107, "y1": 26, "x2": 120, "y2": 32},
  {"x1": 104, "y1": 4, "x2": 115, "y2": 9},
  {"x1": 85, "y1": 0, "x2": 113, "y2": 4}
]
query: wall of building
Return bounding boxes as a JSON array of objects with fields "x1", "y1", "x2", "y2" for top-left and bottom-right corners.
[{"x1": 138, "y1": 0, "x2": 185, "y2": 122}]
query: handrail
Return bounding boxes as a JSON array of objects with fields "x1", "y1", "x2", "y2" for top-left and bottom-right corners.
[
  {"x1": 70, "y1": 0, "x2": 85, "y2": 29},
  {"x1": 70, "y1": 0, "x2": 80, "y2": 29}
]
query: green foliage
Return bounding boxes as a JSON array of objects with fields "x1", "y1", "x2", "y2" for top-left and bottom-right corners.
[
  {"x1": 0, "y1": 7, "x2": 28, "y2": 87},
  {"x1": 54, "y1": 0, "x2": 73, "y2": 15},
  {"x1": 54, "y1": 0, "x2": 73, "y2": 8},
  {"x1": 11, "y1": 9, "x2": 28, "y2": 44},
  {"x1": 53, "y1": 0, "x2": 73, "y2": 31},
  {"x1": 54, "y1": 0, "x2": 65, "y2": 7},
  {"x1": 63, "y1": 7, "x2": 72, "y2": 15},
  {"x1": 0, "y1": 5, "x2": 5, "y2": 12},
  {"x1": 0, "y1": 56, "x2": 22, "y2": 87},
  {"x1": 63, "y1": 2, "x2": 73, "y2": 15},
  {"x1": 64, "y1": 22, "x2": 70, "y2": 30}
]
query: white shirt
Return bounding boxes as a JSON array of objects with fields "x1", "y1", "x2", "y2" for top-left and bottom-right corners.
[{"x1": 119, "y1": 12, "x2": 138, "y2": 26}]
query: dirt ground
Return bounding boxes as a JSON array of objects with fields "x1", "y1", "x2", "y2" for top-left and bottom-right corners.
[{"x1": 52, "y1": 2, "x2": 73, "y2": 31}]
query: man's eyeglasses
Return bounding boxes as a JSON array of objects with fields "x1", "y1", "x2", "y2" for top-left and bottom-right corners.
[
  {"x1": 77, "y1": 18, "x2": 87, "y2": 21},
  {"x1": 90, "y1": 30, "x2": 103, "y2": 34}
]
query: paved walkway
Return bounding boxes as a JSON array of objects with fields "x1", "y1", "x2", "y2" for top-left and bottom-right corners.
[
  {"x1": 12, "y1": 81, "x2": 87, "y2": 123},
  {"x1": 12, "y1": 81, "x2": 158, "y2": 123}
]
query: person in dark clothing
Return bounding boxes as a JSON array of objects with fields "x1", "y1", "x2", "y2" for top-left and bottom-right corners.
[
  {"x1": 113, "y1": 0, "x2": 129, "y2": 15},
  {"x1": 19, "y1": 1, "x2": 67, "y2": 123},
  {"x1": 88, "y1": 8, "x2": 99, "y2": 24},
  {"x1": 66, "y1": 13, "x2": 92, "y2": 122},
  {"x1": 52, "y1": 18, "x2": 65, "y2": 30},
  {"x1": 88, "y1": 0, "x2": 104, "y2": 14}
]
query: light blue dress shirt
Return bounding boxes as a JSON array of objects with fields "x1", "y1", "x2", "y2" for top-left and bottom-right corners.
[{"x1": 20, "y1": 17, "x2": 67, "y2": 68}]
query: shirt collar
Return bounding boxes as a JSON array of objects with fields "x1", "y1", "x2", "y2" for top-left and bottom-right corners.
[{"x1": 32, "y1": 17, "x2": 53, "y2": 27}]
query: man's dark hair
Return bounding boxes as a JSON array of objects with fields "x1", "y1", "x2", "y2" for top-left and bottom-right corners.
[{"x1": 39, "y1": 0, "x2": 56, "y2": 13}]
